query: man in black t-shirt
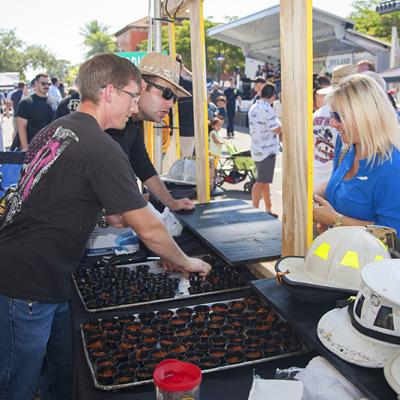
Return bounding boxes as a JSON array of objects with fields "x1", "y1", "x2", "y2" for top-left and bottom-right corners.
[
  {"x1": 224, "y1": 77, "x2": 242, "y2": 138},
  {"x1": 0, "y1": 54, "x2": 210, "y2": 400},
  {"x1": 16, "y1": 73, "x2": 54, "y2": 150},
  {"x1": 54, "y1": 90, "x2": 80, "y2": 119}
]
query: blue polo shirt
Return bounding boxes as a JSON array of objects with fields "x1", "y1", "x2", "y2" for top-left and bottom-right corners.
[{"x1": 326, "y1": 145, "x2": 400, "y2": 234}]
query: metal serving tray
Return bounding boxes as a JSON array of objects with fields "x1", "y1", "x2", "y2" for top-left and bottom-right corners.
[
  {"x1": 81, "y1": 297, "x2": 310, "y2": 391},
  {"x1": 73, "y1": 259, "x2": 251, "y2": 313}
]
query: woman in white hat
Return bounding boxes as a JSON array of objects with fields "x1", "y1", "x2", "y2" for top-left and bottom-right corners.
[{"x1": 313, "y1": 74, "x2": 400, "y2": 236}]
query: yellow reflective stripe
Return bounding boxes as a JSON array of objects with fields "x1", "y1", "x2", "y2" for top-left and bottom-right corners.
[
  {"x1": 314, "y1": 242, "x2": 331, "y2": 260},
  {"x1": 377, "y1": 238, "x2": 388, "y2": 251},
  {"x1": 375, "y1": 255, "x2": 384, "y2": 261},
  {"x1": 340, "y1": 251, "x2": 360, "y2": 269}
]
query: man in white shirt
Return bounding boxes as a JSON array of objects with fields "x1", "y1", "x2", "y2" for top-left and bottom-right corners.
[
  {"x1": 48, "y1": 77, "x2": 62, "y2": 110},
  {"x1": 248, "y1": 83, "x2": 281, "y2": 215}
]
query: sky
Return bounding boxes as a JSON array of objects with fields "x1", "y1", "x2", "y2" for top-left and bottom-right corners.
[{"x1": 0, "y1": 0, "x2": 354, "y2": 67}]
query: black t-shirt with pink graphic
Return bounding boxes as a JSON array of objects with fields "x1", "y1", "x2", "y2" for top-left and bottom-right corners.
[{"x1": 0, "y1": 112, "x2": 147, "y2": 302}]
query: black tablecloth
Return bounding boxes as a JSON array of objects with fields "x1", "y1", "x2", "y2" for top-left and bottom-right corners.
[
  {"x1": 173, "y1": 199, "x2": 281, "y2": 266},
  {"x1": 251, "y1": 279, "x2": 397, "y2": 400}
]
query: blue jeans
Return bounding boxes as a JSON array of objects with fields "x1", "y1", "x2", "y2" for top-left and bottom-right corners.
[{"x1": 0, "y1": 295, "x2": 72, "y2": 400}]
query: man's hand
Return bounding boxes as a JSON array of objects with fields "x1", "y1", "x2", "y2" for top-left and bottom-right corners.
[
  {"x1": 161, "y1": 257, "x2": 211, "y2": 278},
  {"x1": 106, "y1": 214, "x2": 129, "y2": 228},
  {"x1": 168, "y1": 197, "x2": 194, "y2": 211}
]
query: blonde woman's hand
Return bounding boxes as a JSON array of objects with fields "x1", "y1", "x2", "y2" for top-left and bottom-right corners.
[{"x1": 313, "y1": 194, "x2": 341, "y2": 225}]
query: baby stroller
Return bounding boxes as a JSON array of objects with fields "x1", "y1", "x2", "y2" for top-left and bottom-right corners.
[{"x1": 215, "y1": 142, "x2": 256, "y2": 193}]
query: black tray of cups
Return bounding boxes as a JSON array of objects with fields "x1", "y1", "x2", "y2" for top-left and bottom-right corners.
[
  {"x1": 81, "y1": 295, "x2": 309, "y2": 391},
  {"x1": 73, "y1": 255, "x2": 251, "y2": 312}
]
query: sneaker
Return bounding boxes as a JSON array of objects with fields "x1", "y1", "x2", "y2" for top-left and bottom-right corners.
[{"x1": 211, "y1": 186, "x2": 225, "y2": 196}]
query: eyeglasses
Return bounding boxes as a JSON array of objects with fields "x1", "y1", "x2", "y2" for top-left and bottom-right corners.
[
  {"x1": 117, "y1": 88, "x2": 140, "y2": 104},
  {"x1": 40, "y1": 82, "x2": 50, "y2": 87},
  {"x1": 329, "y1": 111, "x2": 342, "y2": 124},
  {"x1": 143, "y1": 78, "x2": 178, "y2": 103},
  {"x1": 101, "y1": 85, "x2": 140, "y2": 104}
]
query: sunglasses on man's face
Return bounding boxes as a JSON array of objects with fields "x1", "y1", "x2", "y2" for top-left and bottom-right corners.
[
  {"x1": 144, "y1": 79, "x2": 178, "y2": 103},
  {"x1": 40, "y1": 81, "x2": 50, "y2": 87},
  {"x1": 329, "y1": 111, "x2": 342, "y2": 124}
]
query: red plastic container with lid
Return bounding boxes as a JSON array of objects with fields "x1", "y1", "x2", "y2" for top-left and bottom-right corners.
[{"x1": 153, "y1": 359, "x2": 202, "y2": 400}]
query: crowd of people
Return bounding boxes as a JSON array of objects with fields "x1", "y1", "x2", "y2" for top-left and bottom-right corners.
[{"x1": 0, "y1": 76, "x2": 68, "y2": 152}]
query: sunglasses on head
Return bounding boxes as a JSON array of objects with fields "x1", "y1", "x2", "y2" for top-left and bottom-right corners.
[
  {"x1": 329, "y1": 111, "x2": 342, "y2": 123},
  {"x1": 143, "y1": 78, "x2": 178, "y2": 103}
]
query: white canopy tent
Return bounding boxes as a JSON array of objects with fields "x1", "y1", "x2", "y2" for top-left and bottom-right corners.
[
  {"x1": 0, "y1": 74, "x2": 15, "y2": 89},
  {"x1": 207, "y1": 6, "x2": 391, "y2": 71}
]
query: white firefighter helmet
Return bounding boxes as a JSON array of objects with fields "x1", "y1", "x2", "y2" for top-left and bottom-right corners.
[
  {"x1": 384, "y1": 351, "x2": 400, "y2": 395},
  {"x1": 162, "y1": 158, "x2": 196, "y2": 185},
  {"x1": 275, "y1": 226, "x2": 390, "y2": 297},
  {"x1": 318, "y1": 259, "x2": 400, "y2": 368}
]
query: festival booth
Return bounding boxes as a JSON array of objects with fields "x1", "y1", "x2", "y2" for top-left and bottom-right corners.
[{"x1": 69, "y1": 1, "x2": 399, "y2": 399}]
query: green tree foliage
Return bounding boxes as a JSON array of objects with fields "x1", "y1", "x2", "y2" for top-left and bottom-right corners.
[
  {"x1": 138, "y1": 18, "x2": 244, "y2": 78},
  {"x1": 80, "y1": 20, "x2": 117, "y2": 59},
  {"x1": 0, "y1": 29, "x2": 26, "y2": 75},
  {"x1": 64, "y1": 65, "x2": 80, "y2": 86},
  {"x1": 0, "y1": 29, "x2": 71, "y2": 79},
  {"x1": 25, "y1": 45, "x2": 71, "y2": 79},
  {"x1": 350, "y1": 0, "x2": 400, "y2": 42}
]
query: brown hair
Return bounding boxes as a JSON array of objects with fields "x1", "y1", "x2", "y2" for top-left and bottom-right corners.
[
  {"x1": 210, "y1": 117, "x2": 222, "y2": 127},
  {"x1": 356, "y1": 60, "x2": 375, "y2": 72},
  {"x1": 76, "y1": 53, "x2": 141, "y2": 104}
]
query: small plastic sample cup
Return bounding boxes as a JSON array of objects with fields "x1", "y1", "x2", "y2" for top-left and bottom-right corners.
[{"x1": 153, "y1": 358, "x2": 202, "y2": 400}]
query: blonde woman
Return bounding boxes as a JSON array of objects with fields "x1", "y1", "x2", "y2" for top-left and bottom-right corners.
[{"x1": 313, "y1": 74, "x2": 400, "y2": 234}]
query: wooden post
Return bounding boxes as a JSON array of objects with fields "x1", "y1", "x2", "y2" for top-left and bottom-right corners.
[
  {"x1": 280, "y1": 0, "x2": 313, "y2": 256},
  {"x1": 161, "y1": 22, "x2": 180, "y2": 174},
  {"x1": 189, "y1": 0, "x2": 210, "y2": 202},
  {"x1": 168, "y1": 22, "x2": 181, "y2": 160}
]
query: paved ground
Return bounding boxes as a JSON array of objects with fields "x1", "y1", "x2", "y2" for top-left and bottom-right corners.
[
  {"x1": 0, "y1": 116, "x2": 283, "y2": 217},
  {"x1": 215, "y1": 123, "x2": 283, "y2": 217}
]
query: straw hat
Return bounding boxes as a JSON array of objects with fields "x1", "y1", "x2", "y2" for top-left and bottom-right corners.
[
  {"x1": 140, "y1": 52, "x2": 191, "y2": 97},
  {"x1": 317, "y1": 64, "x2": 355, "y2": 95}
]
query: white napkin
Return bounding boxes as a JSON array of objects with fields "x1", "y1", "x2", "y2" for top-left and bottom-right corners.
[{"x1": 248, "y1": 376, "x2": 303, "y2": 400}]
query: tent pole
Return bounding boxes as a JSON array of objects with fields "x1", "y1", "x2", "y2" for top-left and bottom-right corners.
[{"x1": 280, "y1": 0, "x2": 313, "y2": 256}]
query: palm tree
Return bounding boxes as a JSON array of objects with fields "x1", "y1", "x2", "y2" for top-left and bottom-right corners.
[{"x1": 80, "y1": 20, "x2": 116, "y2": 59}]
